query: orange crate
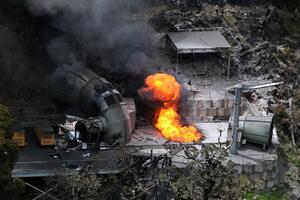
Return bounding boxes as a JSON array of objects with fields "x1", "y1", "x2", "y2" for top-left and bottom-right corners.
[{"x1": 11, "y1": 123, "x2": 25, "y2": 147}]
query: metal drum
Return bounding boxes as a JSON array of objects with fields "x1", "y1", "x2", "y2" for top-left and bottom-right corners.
[{"x1": 229, "y1": 116, "x2": 274, "y2": 147}]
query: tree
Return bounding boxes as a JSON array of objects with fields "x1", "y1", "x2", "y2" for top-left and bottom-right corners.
[
  {"x1": 0, "y1": 104, "x2": 12, "y2": 140},
  {"x1": 161, "y1": 144, "x2": 239, "y2": 200},
  {"x1": 274, "y1": 105, "x2": 291, "y2": 142},
  {"x1": 0, "y1": 104, "x2": 26, "y2": 200},
  {"x1": 45, "y1": 147, "x2": 160, "y2": 200},
  {"x1": 45, "y1": 143, "x2": 239, "y2": 200},
  {"x1": 46, "y1": 166, "x2": 116, "y2": 200}
]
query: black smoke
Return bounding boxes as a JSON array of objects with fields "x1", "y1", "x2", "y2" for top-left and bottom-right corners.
[{"x1": 27, "y1": 0, "x2": 154, "y2": 75}]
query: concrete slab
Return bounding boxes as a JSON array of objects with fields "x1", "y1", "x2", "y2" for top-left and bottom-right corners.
[{"x1": 194, "y1": 122, "x2": 228, "y2": 144}]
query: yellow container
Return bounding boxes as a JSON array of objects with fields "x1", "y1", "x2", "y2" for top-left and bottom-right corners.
[
  {"x1": 11, "y1": 123, "x2": 25, "y2": 147},
  {"x1": 12, "y1": 132, "x2": 25, "y2": 147}
]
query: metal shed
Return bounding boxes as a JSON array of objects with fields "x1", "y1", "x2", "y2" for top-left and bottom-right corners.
[
  {"x1": 167, "y1": 31, "x2": 231, "y2": 54},
  {"x1": 166, "y1": 31, "x2": 232, "y2": 78}
]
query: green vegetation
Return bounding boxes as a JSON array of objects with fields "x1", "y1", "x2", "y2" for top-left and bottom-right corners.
[
  {"x1": 0, "y1": 104, "x2": 26, "y2": 200},
  {"x1": 244, "y1": 188, "x2": 289, "y2": 200},
  {"x1": 161, "y1": 144, "x2": 238, "y2": 200},
  {"x1": 0, "y1": 140, "x2": 26, "y2": 199},
  {"x1": 286, "y1": 149, "x2": 300, "y2": 168},
  {"x1": 0, "y1": 104, "x2": 12, "y2": 140},
  {"x1": 281, "y1": 144, "x2": 300, "y2": 169},
  {"x1": 274, "y1": 105, "x2": 291, "y2": 143},
  {"x1": 45, "y1": 145, "x2": 238, "y2": 200}
]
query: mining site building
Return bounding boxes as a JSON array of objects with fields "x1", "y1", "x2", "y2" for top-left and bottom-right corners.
[{"x1": 166, "y1": 31, "x2": 232, "y2": 78}]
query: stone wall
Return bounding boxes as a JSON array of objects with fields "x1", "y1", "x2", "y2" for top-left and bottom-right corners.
[
  {"x1": 182, "y1": 90, "x2": 234, "y2": 121},
  {"x1": 229, "y1": 150, "x2": 279, "y2": 189}
]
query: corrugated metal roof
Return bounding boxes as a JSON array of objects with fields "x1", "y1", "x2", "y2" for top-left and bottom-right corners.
[{"x1": 167, "y1": 31, "x2": 231, "y2": 53}]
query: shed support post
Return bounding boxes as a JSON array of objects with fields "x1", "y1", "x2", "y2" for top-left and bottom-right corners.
[
  {"x1": 176, "y1": 53, "x2": 179, "y2": 75},
  {"x1": 227, "y1": 50, "x2": 231, "y2": 80}
]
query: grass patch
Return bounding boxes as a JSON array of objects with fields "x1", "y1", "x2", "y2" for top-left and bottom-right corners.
[
  {"x1": 280, "y1": 144, "x2": 300, "y2": 168},
  {"x1": 244, "y1": 189, "x2": 288, "y2": 200},
  {"x1": 286, "y1": 149, "x2": 300, "y2": 167}
]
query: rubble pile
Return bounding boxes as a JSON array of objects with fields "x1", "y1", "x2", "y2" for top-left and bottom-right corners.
[
  {"x1": 150, "y1": 5, "x2": 300, "y2": 197},
  {"x1": 164, "y1": 0, "x2": 281, "y2": 8},
  {"x1": 150, "y1": 4, "x2": 300, "y2": 81}
]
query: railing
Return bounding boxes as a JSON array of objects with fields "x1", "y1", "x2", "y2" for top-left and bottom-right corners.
[
  {"x1": 228, "y1": 151, "x2": 278, "y2": 165},
  {"x1": 13, "y1": 158, "x2": 120, "y2": 177}
]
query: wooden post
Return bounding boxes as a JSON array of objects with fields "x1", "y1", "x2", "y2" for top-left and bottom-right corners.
[
  {"x1": 290, "y1": 97, "x2": 296, "y2": 146},
  {"x1": 230, "y1": 86, "x2": 242, "y2": 154},
  {"x1": 227, "y1": 49, "x2": 231, "y2": 80},
  {"x1": 176, "y1": 53, "x2": 179, "y2": 74}
]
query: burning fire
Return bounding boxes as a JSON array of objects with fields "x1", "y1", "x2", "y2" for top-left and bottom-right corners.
[{"x1": 139, "y1": 73, "x2": 202, "y2": 142}]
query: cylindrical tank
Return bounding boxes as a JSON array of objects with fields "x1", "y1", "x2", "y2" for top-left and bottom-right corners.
[
  {"x1": 229, "y1": 116, "x2": 273, "y2": 147},
  {"x1": 50, "y1": 67, "x2": 132, "y2": 145}
]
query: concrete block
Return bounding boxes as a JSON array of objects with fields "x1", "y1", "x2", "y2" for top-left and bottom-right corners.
[
  {"x1": 207, "y1": 108, "x2": 217, "y2": 116},
  {"x1": 225, "y1": 107, "x2": 233, "y2": 116},
  {"x1": 218, "y1": 107, "x2": 225, "y2": 116},
  {"x1": 256, "y1": 181, "x2": 266, "y2": 190},
  {"x1": 239, "y1": 175, "x2": 249, "y2": 184},
  {"x1": 266, "y1": 179, "x2": 276, "y2": 188},
  {"x1": 250, "y1": 172, "x2": 262, "y2": 181},
  {"x1": 273, "y1": 159, "x2": 279, "y2": 168},
  {"x1": 212, "y1": 99, "x2": 224, "y2": 108},
  {"x1": 262, "y1": 171, "x2": 271, "y2": 181},
  {"x1": 225, "y1": 99, "x2": 234, "y2": 108},
  {"x1": 234, "y1": 164, "x2": 242, "y2": 174},
  {"x1": 271, "y1": 167, "x2": 279, "y2": 178},
  {"x1": 265, "y1": 161, "x2": 274, "y2": 171},
  {"x1": 197, "y1": 108, "x2": 207, "y2": 117},
  {"x1": 204, "y1": 100, "x2": 212, "y2": 108},
  {"x1": 191, "y1": 108, "x2": 197, "y2": 117},
  {"x1": 233, "y1": 173, "x2": 240, "y2": 183},
  {"x1": 242, "y1": 164, "x2": 253, "y2": 173},
  {"x1": 254, "y1": 164, "x2": 264, "y2": 173},
  {"x1": 267, "y1": 164, "x2": 273, "y2": 171}
]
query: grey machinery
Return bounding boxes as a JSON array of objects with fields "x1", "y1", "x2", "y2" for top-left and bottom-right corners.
[
  {"x1": 228, "y1": 116, "x2": 274, "y2": 147},
  {"x1": 50, "y1": 67, "x2": 134, "y2": 145},
  {"x1": 229, "y1": 82, "x2": 283, "y2": 154}
]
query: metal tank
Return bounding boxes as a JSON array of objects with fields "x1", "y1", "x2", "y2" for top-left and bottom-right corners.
[
  {"x1": 50, "y1": 67, "x2": 133, "y2": 145},
  {"x1": 229, "y1": 116, "x2": 274, "y2": 147}
]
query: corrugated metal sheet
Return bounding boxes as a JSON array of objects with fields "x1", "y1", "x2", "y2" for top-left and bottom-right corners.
[{"x1": 167, "y1": 31, "x2": 231, "y2": 54}]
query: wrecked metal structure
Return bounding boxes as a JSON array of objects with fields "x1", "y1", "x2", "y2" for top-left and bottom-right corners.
[{"x1": 50, "y1": 67, "x2": 135, "y2": 145}]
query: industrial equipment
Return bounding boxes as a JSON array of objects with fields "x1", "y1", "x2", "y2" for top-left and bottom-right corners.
[
  {"x1": 228, "y1": 81, "x2": 283, "y2": 154},
  {"x1": 50, "y1": 67, "x2": 134, "y2": 145},
  {"x1": 228, "y1": 116, "x2": 274, "y2": 147}
]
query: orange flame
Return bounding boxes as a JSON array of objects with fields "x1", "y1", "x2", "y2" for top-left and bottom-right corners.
[{"x1": 139, "y1": 73, "x2": 202, "y2": 142}]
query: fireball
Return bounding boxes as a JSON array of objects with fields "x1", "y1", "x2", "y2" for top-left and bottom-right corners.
[
  {"x1": 139, "y1": 73, "x2": 202, "y2": 142},
  {"x1": 139, "y1": 73, "x2": 181, "y2": 106}
]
